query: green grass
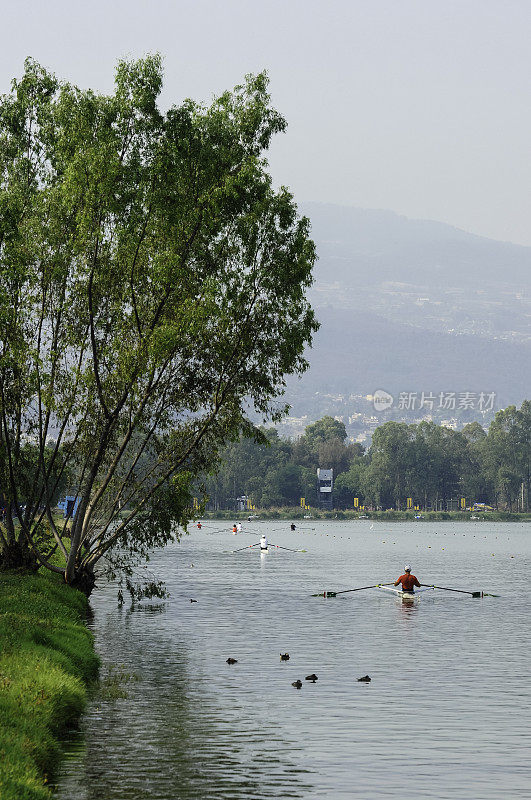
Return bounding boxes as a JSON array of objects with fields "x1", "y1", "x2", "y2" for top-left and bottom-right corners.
[{"x1": 0, "y1": 569, "x2": 99, "y2": 799}]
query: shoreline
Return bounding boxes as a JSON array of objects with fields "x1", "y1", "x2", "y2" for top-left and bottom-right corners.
[
  {"x1": 0, "y1": 569, "x2": 99, "y2": 799},
  {"x1": 201, "y1": 509, "x2": 531, "y2": 522}
]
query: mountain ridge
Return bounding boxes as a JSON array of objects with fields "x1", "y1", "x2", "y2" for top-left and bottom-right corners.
[{"x1": 281, "y1": 203, "x2": 530, "y2": 427}]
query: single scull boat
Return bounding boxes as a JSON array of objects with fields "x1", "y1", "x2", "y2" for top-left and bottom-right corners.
[{"x1": 376, "y1": 585, "x2": 435, "y2": 600}]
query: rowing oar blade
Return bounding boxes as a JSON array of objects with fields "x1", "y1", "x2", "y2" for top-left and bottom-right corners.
[{"x1": 421, "y1": 584, "x2": 494, "y2": 598}]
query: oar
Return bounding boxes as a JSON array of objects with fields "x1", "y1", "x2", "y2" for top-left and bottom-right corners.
[
  {"x1": 232, "y1": 542, "x2": 261, "y2": 553},
  {"x1": 200, "y1": 525, "x2": 233, "y2": 535},
  {"x1": 420, "y1": 584, "x2": 494, "y2": 598},
  {"x1": 270, "y1": 544, "x2": 307, "y2": 553},
  {"x1": 312, "y1": 583, "x2": 393, "y2": 598}
]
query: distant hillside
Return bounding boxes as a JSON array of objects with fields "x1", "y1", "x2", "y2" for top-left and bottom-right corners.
[
  {"x1": 287, "y1": 306, "x2": 529, "y2": 408},
  {"x1": 281, "y1": 204, "x2": 530, "y2": 422},
  {"x1": 301, "y1": 203, "x2": 531, "y2": 289}
]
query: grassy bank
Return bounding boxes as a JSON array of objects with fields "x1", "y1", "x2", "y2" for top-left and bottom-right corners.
[
  {"x1": 202, "y1": 508, "x2": 531, "y2": 522},
  {"x1": 0, "y1": 569, "x2": 99, "y2": 799}
]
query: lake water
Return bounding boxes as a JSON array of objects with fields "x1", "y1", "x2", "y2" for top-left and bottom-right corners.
[{"x1": 54, "y1": 520, "x2": 531, "y2": 799}]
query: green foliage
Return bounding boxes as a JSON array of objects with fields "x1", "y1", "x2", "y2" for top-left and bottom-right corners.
[
  {"x1": 123, "y1": 577, "x2": 170, "y2": 603},
  {"x1": 334, "y1": 460, "x2": 366, "y2": 507},
  {"x1": 0, "y1": 56, "x2": 316, "y2": 586},
  {"x1": 202, "y1": 402, "x2": 530, "y2": 512},
  {"x1": 360, "y1": 404, "x2": 530, "y2": 511},
  {"x1": 261, "y1": 462, "x2": 303, "y2": 507},
  {"x1": 484, "y1": 402, "x2": 531, "y2": 510},
  {"x1": 98, "y1": 665, "x2": 139, "y2": 701},
  {"x1": 304, "y1": 416, "x2": 347, "y2": 446},
  {"x1": 0, "y1": 570, "x2": 98, "y2": 799},
  {"x1": 363, "y1": 420, "x2": 474, "y2": 510}
]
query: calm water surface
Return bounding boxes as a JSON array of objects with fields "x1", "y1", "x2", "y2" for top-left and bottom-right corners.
[{"x1": 55, "y1": 521, "x2": 531, "y2": 799}]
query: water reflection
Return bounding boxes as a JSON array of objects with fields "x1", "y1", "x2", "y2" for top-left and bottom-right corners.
[
  {"x1": 398, "y1": 598, "x2": 418, "y2": 615},
  {"x1": 125, "y1": 602, "x2": 167, "y2": 615},
  {"x1": 55, "y1": 601, "x2": 312, "y2": 800}
]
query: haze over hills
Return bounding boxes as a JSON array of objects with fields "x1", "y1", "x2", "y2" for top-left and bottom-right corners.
[
  {"x1": 288, "y1": 306, "x2": 529, "y2": 403},
  {"x1": 279, "y1": 203, "x2": 531, "y2": 439},
  {"x1": 303, "y1": 202, "x2": 531, "y2": 290}
]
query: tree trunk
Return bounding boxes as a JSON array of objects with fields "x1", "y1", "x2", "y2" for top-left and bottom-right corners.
[
  {"x1": 0, "y1": 536, "x2": 38, "y2": 571},
  {"x1": 67, "y1": 564, "x2": 96, "y2": 597}
]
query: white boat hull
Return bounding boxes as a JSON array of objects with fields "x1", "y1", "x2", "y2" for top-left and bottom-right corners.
[{"x1": 377, "y1": 585, "x2": 434, "y2": 600}]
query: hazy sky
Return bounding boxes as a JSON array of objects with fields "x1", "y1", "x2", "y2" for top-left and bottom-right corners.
[{"x1": 2, "y1": 0, "x2": 530, "y2": 245}]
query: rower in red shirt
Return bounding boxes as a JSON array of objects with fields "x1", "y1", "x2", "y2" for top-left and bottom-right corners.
[{"x1": 394, "y1": 565, "x2": 420, "y2": 593}]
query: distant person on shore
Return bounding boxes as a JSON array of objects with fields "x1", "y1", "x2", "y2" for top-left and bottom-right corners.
[
  {"x1": 290, "y1": 523, "x2": 296, "y2": 531},
  {"x1": 232, "y1": 524, "x2": 237, "y2": 534},
  {"x1": 197, "y1": 522, "x2": 202, "y2": 529},
  {"x1": 394, "y1": 565, "x2": 420, "y2": 593},
  {"x1": 260, "y1": 534, "x2": 268, "y2": 551}
]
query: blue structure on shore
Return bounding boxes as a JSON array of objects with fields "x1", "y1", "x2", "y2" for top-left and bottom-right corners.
[{"x1": 57, "y1": 495, "x2": 80, "y2": 519}]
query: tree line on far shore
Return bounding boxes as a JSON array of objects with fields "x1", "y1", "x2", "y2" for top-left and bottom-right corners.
[{"x1": 202, "y1": 402, "x2": 531, "y2": 512}]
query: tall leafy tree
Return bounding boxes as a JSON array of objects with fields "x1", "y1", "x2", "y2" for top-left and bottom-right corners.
[
  {"x1": 485, "y1": 403, "x2": 531, "y2": 511},
  {"x1": 333, "y1": 459, "x2": 367, "y2": 508},
  {"x1": 411, "y1": 422, "x2": 472, "y2": 510},
  {"x1": 317, "y1": 437, "x2": 353, "y2": 475},
  {"x1": 365, "y1": 420, "x2": 475, "y2": 510},
  {"x1": 202, "y1": 428, "x2": 291, "y2": 508},
  {"x1": 0, "y1": 57, "x2": 317, "y2": 591},
  {"x1": 364, "y1": 422, "x2": 412, "y2": 508},
  {"x1": 461, "y1": 422, "x2": 492, "y2": 504},
  {"x1": 260, "y1": 462, "x2": 303, "y2": 507},
  {"x1": 304, "y1": 416, "x2": 347, "y2": 448}
]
